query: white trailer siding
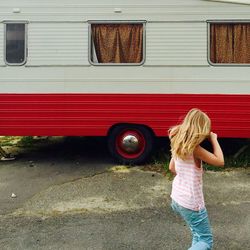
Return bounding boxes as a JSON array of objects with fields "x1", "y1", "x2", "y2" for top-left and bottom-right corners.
[
  {"x1": 0, "y1": 23, "x2": 4, "y2": 66},
  {"x1": 1, "y1": 0, "x2": 250, "y2": 22},
  {"x1": 146, "y1": 22, "x2": 208, "y2": 66},
  {"x1": 27, "y1": 23, "x2": 88, "y2": 66},
  {"x1": 0, "y1": 67, "x2": 249, "y2": 94}
]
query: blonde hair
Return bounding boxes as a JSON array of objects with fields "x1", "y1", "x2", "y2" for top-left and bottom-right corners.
[{"x1": 169, "y1": 108, "x2": 211, "y2": 160}]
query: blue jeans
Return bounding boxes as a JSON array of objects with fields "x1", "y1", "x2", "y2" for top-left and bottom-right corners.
[{"x1": 171, "y1": 200, "x2": 213, "y2": 250}]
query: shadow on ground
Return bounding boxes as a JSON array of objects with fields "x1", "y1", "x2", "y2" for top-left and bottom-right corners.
[
  {"x1": 1, "y1": 136, "x2": 249, "y2": 164},
  {"x1": 12, "y1": 136, "x2": 113, "y2": 164}
]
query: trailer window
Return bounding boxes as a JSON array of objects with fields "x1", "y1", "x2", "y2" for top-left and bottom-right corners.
[
  {"x1": 5, "y1": 23, "x2": 26, "y2": 65},
  {"x1": 90, "y1": 23, "x2": 144, "y2": 64},
  {"x1": 210, "y1": 23, "x2": 250, "y2": 64}
]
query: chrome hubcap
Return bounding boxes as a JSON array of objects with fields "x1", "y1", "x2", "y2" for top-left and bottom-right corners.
[{"x1": 121, "y1": 135, "x2": 140, "y2": 153}]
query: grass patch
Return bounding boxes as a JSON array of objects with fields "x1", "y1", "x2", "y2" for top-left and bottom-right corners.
[
  {"x1": 0, "y1": 136, "x2": 41, "y2": 147},
  {"x1": 0, "y1": 136, "x2": 22, "y2": 146},
  {"x1": 0, "y1": 136, "x2": 36, "y2": 147}
]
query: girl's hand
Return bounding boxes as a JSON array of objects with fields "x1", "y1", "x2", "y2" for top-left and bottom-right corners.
[
  {"x1": 194, "y1": 131, "x2": 224, "y2": 167},
  {"x1": 169, "y1": 158, "x2": 176, "y2": 175}
]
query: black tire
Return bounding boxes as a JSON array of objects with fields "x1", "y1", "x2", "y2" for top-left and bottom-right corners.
[{"x1": 108, "y1": 124, "x2": 154, "y2": 165}]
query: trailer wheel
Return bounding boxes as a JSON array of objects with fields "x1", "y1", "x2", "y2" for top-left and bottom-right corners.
[{"x1": 108, "y1": 125, "x2": 154, "y2": 165}]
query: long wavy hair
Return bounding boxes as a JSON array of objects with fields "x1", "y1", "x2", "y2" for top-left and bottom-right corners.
[{"x1": 169, "y1": 108, "x2": 211, "y2": 160}]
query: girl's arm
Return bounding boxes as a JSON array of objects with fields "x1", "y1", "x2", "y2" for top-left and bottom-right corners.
[
  {"x1": 194, "y1": 132, "x2": 224, "y2": 167},
  {"x1": 169, "y1": 157, "x2": 176, "y2": 175}
]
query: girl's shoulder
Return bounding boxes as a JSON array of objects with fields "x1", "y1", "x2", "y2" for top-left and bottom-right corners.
[{"x1": 174, "y1": 154, "x2": 195, "y2": 163}]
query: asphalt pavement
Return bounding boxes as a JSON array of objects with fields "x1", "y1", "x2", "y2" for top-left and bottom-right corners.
[{"x1": 0, "y1": 137, "x2": 249, "y2": 250}]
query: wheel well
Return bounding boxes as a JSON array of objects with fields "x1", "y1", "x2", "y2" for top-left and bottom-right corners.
[{"x1": 107, "y1": 123, "x2": 155, "y2": 138}]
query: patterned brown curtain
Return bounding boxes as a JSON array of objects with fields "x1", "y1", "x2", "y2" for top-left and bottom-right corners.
[
  {"x1": 210, "y1": 23, "x2": 250, "y2": 64},
  {"x1": 91, "y1": 24, "x2": 143, "y2": 63}
]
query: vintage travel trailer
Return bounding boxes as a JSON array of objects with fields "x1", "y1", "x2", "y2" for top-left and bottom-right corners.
[{"x1": 0, "y1": 0, "x2": 250, "y2": 163}]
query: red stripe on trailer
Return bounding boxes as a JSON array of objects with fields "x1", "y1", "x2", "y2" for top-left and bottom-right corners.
[{"x1": 0, "y1": 93, "x2": 249, "y2": 138}]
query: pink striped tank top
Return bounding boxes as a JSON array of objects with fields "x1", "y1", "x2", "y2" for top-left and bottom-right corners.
[{"x1": 171, "y1": 155, "x2": 205, "y2": 211}]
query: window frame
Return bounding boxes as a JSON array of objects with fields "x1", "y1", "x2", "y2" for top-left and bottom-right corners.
[
  {"x1": 88, "y1": 20, "x2": 146, "y2": 66},
  {"x1": 4, "y1": 21, "x2": 28, "y2": 66},
  {"x1": 207, "y1": 20, "x2": 250, "y2": 67}
]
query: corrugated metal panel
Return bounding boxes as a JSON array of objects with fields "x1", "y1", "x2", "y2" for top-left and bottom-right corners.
[
  {"x1": 27, "y1": 23, "x2": 89, "y2": 65},
  {"x1": 146, "y1": 23, "x2": 208, "y2": 65},
  {"x1": 1, "y1": 1, "x2": 250, "y2": 22},
  {"x1": 0, "y1": 0, "x2": 202, "y2": 5},
  {"x1": 0, "y1": 93, "x2": 249, "y2": 138},
  {"x1": 0, "y1": 66, "x2": 249, "y2": 94},
  {"x1": 0, "y1": 23, "x2": 4, "y2": 66},
  {"x1": 0, "y1": 79, "x2": 249, "y2": 94}
]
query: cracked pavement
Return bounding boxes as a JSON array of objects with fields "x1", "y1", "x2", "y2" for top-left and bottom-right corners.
[{"x1": 0, "y1": 137, "x2": 249, "y2": 250}]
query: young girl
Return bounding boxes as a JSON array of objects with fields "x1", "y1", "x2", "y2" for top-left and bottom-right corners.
[{"x1": 169, "y1": 108, "x2": 224, "y2": 250}]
